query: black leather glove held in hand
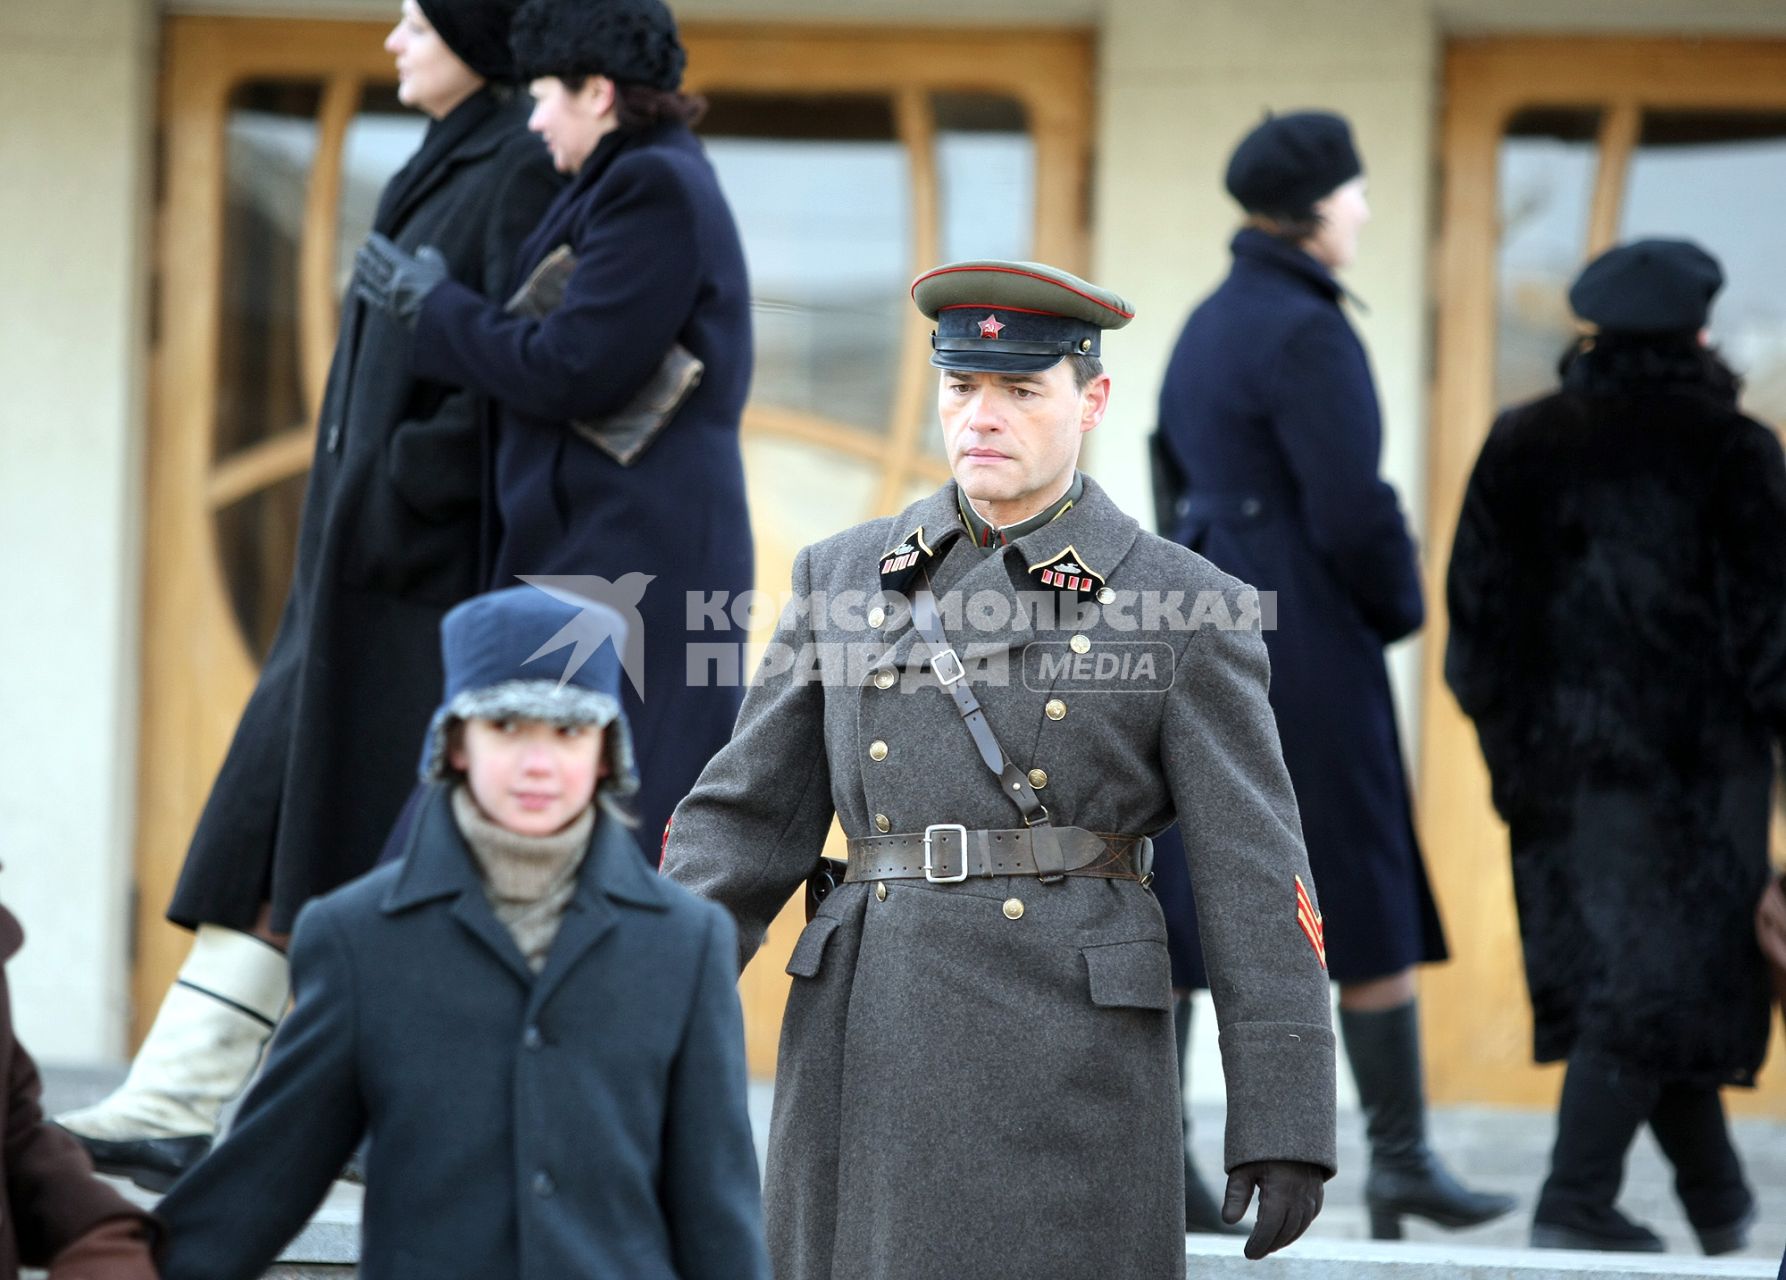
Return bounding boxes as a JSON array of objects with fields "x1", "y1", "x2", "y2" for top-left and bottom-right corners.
[
  {"x1": 1223, "y1": 1159, "x2": 1325, "y2": 1260},
  {"x1": 352, "y1": 232, "x2": 448, "y2": 331}
]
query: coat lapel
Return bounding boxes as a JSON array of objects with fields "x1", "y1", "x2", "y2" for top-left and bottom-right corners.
[
  {"x1": 376, "y1": 92, "x2": 513, "y2": 238},
  {"x1": 527, "y1": 819, "x2": 669, "y2": 1016},
  {"x1": 382, "y1": 785, "x2": 534, "y2": 989},
  {"x1": 1008, "y1": 476, "x2": 1140, "y2": 614},
  {"x1": 875, "y1": 478, "x2": 1138, "y2": 674}
]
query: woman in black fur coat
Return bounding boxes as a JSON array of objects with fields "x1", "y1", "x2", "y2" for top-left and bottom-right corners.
[{"x1": 1447, "y1": 239, "x2": 1781, "y2": 1256}]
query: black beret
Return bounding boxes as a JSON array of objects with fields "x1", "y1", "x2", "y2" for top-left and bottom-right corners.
[
  {"x1": 417, "y1": 0, "x2": 523, "y2": 82},
  {"x1": 1568, "y1": 238, "x2": 1724, "y2": 334},
  {"x1": 511, "y1": 0, "x2": 686, "y2": 92},
  {"x1": 1225, "y1": 110, "x2": 1363, "y2": 217}
]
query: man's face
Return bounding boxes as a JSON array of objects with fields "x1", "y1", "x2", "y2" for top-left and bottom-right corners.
[
  {"x1": 938, "y1": 362, "x2": 1110, "y2": 517},
  {"x1": 450, "y1": 716, "x2": 605, "y2": 837}
]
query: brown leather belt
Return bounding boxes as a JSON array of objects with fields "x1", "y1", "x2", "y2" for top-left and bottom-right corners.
[{"x1": 845, "y1": 825, "x2": 1153, "y2": 884}]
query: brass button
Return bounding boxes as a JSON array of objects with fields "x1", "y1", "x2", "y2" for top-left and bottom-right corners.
[
  {"x1": 874, "y1": 668, "x2": 896, "y2": 690},
  {"x1": 1003, "y1": 897, "x2": 1025, "y2": 920},
  {"x1": 874, "y1": 813, "x2": 891, "y2": 833},
  {"x1": 1027, "y1": 768, "x2": 1048, "y2": 790},
  {"x1": 1069, "y1": 634, "x2": 1091, "y2": 654},
  {"x1": 875, "y1": 883, "x2": 888, "y2": 902},
  {"x1": 868, "y1": 607, "x2": 887, "y2": 628},
  {"x1": 869, "y1": 740, "x2": 889, "y2": 761},
  {"x1": 1045, "y1": 699, "x2": 1067, "y2": 721},
  {"x1": 1096, "y1": 587, "x2": 1116, "y2": 605}
]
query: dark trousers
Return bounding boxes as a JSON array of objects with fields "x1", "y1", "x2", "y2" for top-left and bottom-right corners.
[{"x1": 1538, "y1": 1054, "x2": 1750, "y2": 1231}]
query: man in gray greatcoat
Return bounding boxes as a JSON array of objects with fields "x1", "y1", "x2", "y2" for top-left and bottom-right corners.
[{"x1": 664, "y1": 259, "x2": 1336, "y2": 1280}]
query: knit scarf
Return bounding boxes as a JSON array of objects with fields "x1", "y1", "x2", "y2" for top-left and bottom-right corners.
[{"x1": 451, "y1": 786, "x2": 594, "y2": 973}]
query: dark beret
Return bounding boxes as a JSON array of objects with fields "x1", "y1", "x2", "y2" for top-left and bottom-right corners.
[
  {"x1": 417, "y1": 0, "x2": 522, "y2": 82},
  {"x1": 510, "y1": 0, "x2": 686, "y2": 92},
  {"x1": 1568, "y1": 238, "x2": 1724, "y2": 334},
  {"x1": 1224, "y1": 110, "x2": 1363, "y2": 217}
]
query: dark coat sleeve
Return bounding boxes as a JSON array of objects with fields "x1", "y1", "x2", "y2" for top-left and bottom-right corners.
[
  {"x1": 157, "y1": 904, "x2": 365, "y2": 1280},
  {"x1": 1708, "y1": 421, "x2": 1786, "y2": 739},
  {"x1": 1443, "y1": 418, "x2": 1510, "y2": 723},
  {"x1": 5, "y1": 1037, "x2": 156, "y2": 1268},
  {"x1": 660, "y1": 906, "x2": 770, "y2": 1280},
  {"x1": 385, "y1": 142, "x2": 563, "y2": 523},
  {"x1": 1270, "y1": 311, "x2": 1425, "y2": 642},
  {"x1": 412, "y1": 149, "x2": 702, "y2": 424},
  {"x1": 662, "y1": 545, "x2": 837, "y2": 965}
]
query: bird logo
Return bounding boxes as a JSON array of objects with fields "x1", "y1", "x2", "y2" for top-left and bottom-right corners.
[{"x1": 517, "y1": 573, "x2": 656, "y2": 698}]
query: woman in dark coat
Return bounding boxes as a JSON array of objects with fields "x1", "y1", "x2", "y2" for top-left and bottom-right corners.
[
  {"x1": 357, "y1": 0, "x2": 753, "y2": 867},
  {"x1": 1447, "y1": 239, "x2": 1777, "y2": 1255},
  {"x1": 57, "y1": 0, "x2": 560, "y2": 1191},
  {"x1": 1156, "y1": 110, "x2": 1510, "y2": 1239}
]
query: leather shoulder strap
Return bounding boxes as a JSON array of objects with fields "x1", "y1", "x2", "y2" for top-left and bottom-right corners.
[{"x1": 910, "y1": 573, "x2": 1065, "y2": 879}]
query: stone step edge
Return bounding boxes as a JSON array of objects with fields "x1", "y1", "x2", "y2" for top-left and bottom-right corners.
[
  {"x1": 1185, "y1": 1235, "x2": 1779, "y2": 1277},
  {"x1": 258, "y1": 1215, "x2": 1781, "y2": 1277}
]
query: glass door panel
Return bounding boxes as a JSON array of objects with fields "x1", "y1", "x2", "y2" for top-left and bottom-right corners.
[
  {"x1": 703, "y1": 94, "x2": 910, "y2": 439},
  {"x1": 216, "y1": 83, "x2": 320, "y2": 656},
  {"x1": 1494, "y1": 109, "x2": 1602, "y2": 408},
  {"x1": 1619, "y1": 111, "x2": 1786, "y2": 425}
]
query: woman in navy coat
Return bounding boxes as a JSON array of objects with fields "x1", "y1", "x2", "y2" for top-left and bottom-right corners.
[
  {"x1": 358, "y1": 0, "x2": 752, "y2": 863},
  {"x1": 1156, "y1": 111, "x2": 1511, "y2": 1239}
]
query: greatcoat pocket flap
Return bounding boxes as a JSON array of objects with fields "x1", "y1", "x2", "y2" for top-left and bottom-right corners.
[
  {"x1": 1082, "y1": 939, "x2": 1173, "y2": 1010},
  {"x1": 786, "y1": 914, "x2": 841, "y2": 978}
]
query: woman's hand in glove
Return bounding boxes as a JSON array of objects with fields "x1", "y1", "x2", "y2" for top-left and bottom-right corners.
[{"x1": 352, "y1": 232, "x2": 448, "y2": 330}]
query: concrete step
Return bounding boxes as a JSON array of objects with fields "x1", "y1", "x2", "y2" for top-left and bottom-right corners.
[
  {"x1": 40, "y1": 1065, "x2": 1786, "y2": 1276},
  {"x1": 1185, "y1": 1236, "x2": 1781, "y2": 1278}
]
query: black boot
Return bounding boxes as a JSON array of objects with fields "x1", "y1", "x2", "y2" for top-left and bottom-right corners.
[
  {"x1": 1648, "y1": 1084, "x2": 1754, "y2": 1255},
  {"x1": 1340, "y1": 1001, "x2": 1517, "y2": 1239},
  {"x1": 1531, "y1": 1055, "x2": 1665, "y2": 1252},
  {"x1": 1174, "y1": 996, "x2": 1243, "y2": 1235}
]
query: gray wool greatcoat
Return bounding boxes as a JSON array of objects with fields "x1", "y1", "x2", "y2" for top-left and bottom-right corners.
[{"x1": 664, "y1": 475, "x2": 1337, "y2": 1280}]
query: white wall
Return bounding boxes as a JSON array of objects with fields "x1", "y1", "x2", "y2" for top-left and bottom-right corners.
[
  {"x1": 0, "y1": 0, "x2": 155, "y2": 1060},
  {"x1": 1089, "y1": 0, "x2": 1438, "y2": 762}
]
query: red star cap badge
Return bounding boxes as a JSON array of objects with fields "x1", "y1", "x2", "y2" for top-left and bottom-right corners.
[{"x1": 978, "y1": 313, "x2": 1005, "y2": 339}]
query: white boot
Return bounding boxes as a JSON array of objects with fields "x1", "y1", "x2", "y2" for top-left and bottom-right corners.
[{"x1": 58, "y1": 925, "x2": 289, "y2": 1144}]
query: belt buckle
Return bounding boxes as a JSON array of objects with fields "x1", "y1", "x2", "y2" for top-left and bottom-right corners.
[
  {"x1": 923, "y1": 823, "x2": 969, "y2": 883},
  {"x1": 930, "y1": 647, "x2": 965, "y2": 686}
]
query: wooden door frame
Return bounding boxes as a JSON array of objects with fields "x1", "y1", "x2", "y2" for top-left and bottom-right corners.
[
  {"x1": 140, "y1": 16, "x2": 1094, "y2": 1058},
  {"x1": 683, "y1": 24, "x2": 1095, "y2": 514},
  {"x1": 1420, "y1": 36, "x2": 1786, "y2": 1113}
]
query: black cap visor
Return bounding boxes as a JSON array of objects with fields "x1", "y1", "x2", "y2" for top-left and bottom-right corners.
[{"x1": 929, "y1": 334, "x2": 1086, "y2": 374}]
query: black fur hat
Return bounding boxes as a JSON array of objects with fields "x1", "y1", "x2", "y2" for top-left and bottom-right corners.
[
  {"x1": 1225, "y1": 110, "x2": 1362, "y2": 218},
  {"x1": 510, "y1": 0, "x2": 687, "y2": 91},
  {"x1": 417, "y1": 0, "x2": 523, "y2": 83}
]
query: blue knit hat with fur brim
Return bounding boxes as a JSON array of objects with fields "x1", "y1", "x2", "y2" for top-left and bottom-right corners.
[{"x1": 420, "y1": 585, "x2": 638, "y2": 796}]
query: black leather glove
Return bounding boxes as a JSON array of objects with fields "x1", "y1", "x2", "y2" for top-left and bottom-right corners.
[
  {"x1": 1223, "y1": 1159, "x2": 1325, "y2": 1260},
  {"x1": 352, "y1": 232, "x2": 448, "y2": 330}
]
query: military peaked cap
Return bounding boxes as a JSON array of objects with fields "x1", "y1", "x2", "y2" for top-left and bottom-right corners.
[
  {"x1": 911, "y1": 260, "x2": 1134, "y2": 374},
  {"x1": 1569, "y1": 238, "x2": 1724, "y2": 334}
]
